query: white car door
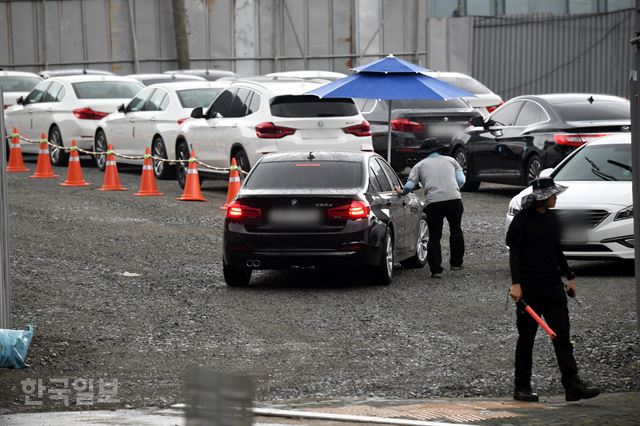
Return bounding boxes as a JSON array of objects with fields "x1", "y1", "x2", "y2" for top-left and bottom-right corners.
[
  {"x1": 134, "y1": 88, "x2": 168, "y2": 157},
  {"x1": 111, "y1": 88, "x2": 154, "y2": 156},
  {"x1": 213, "y1": 88, "x2": 254, "y2": 168},
  {"x1": 192, "y1": 88, "x2": 236, "y2": 166},
  {"x1": 7, "y1": 81, "x2": 50, "y2": 145},
  {"x1": 31, "y1": 81, "x2": 64, "y2": 139}
]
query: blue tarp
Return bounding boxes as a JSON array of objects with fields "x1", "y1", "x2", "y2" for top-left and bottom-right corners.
[{"x1": 0, "y1": 325, "x2": 33, "y2": 368}]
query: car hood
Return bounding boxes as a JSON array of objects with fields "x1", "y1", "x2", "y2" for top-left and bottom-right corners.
[{"x1": 511, "y1": 181, "x2": 631, "y2": 208}]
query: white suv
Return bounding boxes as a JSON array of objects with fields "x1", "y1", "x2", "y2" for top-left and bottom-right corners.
[{"x1": 174, "y1": 77, "x2": 373, "y2": 188}]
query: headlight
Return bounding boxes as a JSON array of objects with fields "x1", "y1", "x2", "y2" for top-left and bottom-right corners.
[
  {"x1": 508, "y1": 205, "x2": 520, "y2": 216},
  {"x1": 614, "y1": 205, "x2": 633, "y2": 221}
]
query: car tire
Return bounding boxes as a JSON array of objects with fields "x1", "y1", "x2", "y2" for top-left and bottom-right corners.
[
  {"x1": 233, "y1": 149, "x2": 250, "y2": 176},
  {"x1": 94, "y1": 129, "x2": 108, "y2": 171},
  {"x1": 49, "y1": 126, "x2": 69, "y2": 167},
  {"x1": 176, "y1": 140, "x2": 203, "y2": 190},
  {"x1": 223, "y1": 259, "x2": 252, "y2": 287},
  {"x1": 152, "y1": 136, "x2": 175, "y2": 180},
  {"x1": 400, "y1": 214, "x2": 428, "y2": 269},
  {"x1": 369, "y1": 228, "x2": 394, "y2": 286},
  {"x1": 524, "y1": 155, "x2": 542, "y2": 185},
  {"x1": 453, "y1": 147, "x2": 480, "y2": 192}
]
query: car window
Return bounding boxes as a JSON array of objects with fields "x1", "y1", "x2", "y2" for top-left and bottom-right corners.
[
  {"x1": 246, "y1": 91, "x2": 260, "y2": 115},
  {"x1": 41, "y1": 81, "x2": 63, "y2": 102},
  {"x1": 127, "y1": 89, "x2": 154, "y2": 113},
  {"x1": 228, "y1": 88, "x2": 251, "y2": 118},
  {"x1": 176, "y1": 88, "x2": 222, "y2": 108},
  {"x1": 514, "y1": 101, "x2": 548, "y2": 126},
  {"x1": 244, "y1": 161, "x2": 363, "y2": 189},
  {"x1": 0, "y1": 75, "x2": 42, "y2": 92},
  {"x1": 208, "y1": 89, "x2": 235, "y2": 118},
  {"x1": 553, "y1": 143, "x2": 632, "y2": 182},
  {"x1": 270, "y1": 95, "x2": 359, "y2": 117},
  {"x1": 159, "y1": 93, "x2": 170, "y2": 110},
  {"x1": 377, "y1": 158, "x2": 402, "y2": 188},
  {"x1": 369, "y1": 159, "x2": 392, "y2": 192},
  {"x1": 24, "y1": 82, "x2": 50, "y2": 104},
  {"x1": 368, "y1": 176, "x2": 382, "y2": 193},
  {"x1": 72, "y1": 81, "x2": 143, "y2": 99},
  {"x1": 355, "y1": 98, "x2": 377, "y2": 114},
  {"x1": 55, "y1": 86, "x2": 66, "y2": 102},
  {"x1": 490, "y1": 101, "x2": 523, "y2": 126},
  {"x1": 145, "y1": 89, "x2": 168, "y2": 111},
  {"x1": 436, "y1": 75, "x2": 492, "y2": 95},
  {"x1": 553, "y1": 100, "x2": 630, "y2": 121}
]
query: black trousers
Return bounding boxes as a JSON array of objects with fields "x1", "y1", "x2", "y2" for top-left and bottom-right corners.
[
  {"x1": 424, "y1": 199, "x2": 464, "y2": 274},
  {"x1": 515, "y1": 276, "x2": 579, "y2": 390}
]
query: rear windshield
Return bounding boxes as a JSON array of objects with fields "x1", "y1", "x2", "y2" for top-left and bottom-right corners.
[
  {"x1": 554, "y1": 101, "x2": 630, "y2": 122},
  {"x1": 436, "y1": 76, "x2": 492, "y2": 95},
  {"x1": 244, "y1": 161, "x2": 363, "y2": 189},
  {"x1": 554, "y1": 144, "x2": 631, "y2": 182},
  {"x1": 72, "y1": 81, "x2": 143, "y2": 99},
  {"x1": 0, "y1": 76, "x2": 43, "y2": 92},
  {"x1": 177, "y1": 88, "x2": 222, "y2": 108},
  {"x1": 270, "y1": 95, "x2": 359, "y2": 117},
  {"x1": 389, "y1": 98, "x2": 470, "y2": 109}
]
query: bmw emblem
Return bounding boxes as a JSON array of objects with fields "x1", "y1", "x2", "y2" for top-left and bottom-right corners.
[
  {"x1": 622, "y1": 126, "x2": 630, "y2": 132},
  {"x1": 317, "y1": 121, "x2": 324, "y2": 127},
  {"x1": 443, "y1": 117, "x2": 449, "y2": 122},
  {"x1": 291, "y1": 199, "x2": 298, "y2": 207}
]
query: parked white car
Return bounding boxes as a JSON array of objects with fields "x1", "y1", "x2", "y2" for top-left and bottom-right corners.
[
  {"x1": 506, "y1": 134, "x2": 633, "y2": 260},
  {"x1": 126, "y1": 73, "x2": 206, "y2": 86},
  {"x1": 94, "y1": 80, "x2": 230, "y2": 179},
  {"x1": 1, "y1": 70, "x2": 43, "y2": 109},
  {"x1": 265, "y1": 70, "x2": 347, "y2": 82},
  {"x1": 426, "y1": 71, "x2": 502, "y2": 117},
  {"x1": 175, "y1": 77, "x2": 373, "y2": 188},
  {"x1": 4, "y1": 75, "x2": 143, "y2": 166}
]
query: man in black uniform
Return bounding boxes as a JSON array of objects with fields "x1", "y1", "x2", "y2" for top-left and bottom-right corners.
[{"x1": 506, "y1": 177, "x2": 600, "y2": 402}]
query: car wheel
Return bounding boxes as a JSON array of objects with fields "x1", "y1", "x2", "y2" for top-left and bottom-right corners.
[
  {"x1": 49, "y1": 126, "x2": 69, "y2": 167},
  {"x1": 176, "y1": 141, "x2": 190, "y2": 189},
  {"x1": 94, "y1": 130, "x2": 108, "y2": 171},
  {"x1": 400, "y1": 214, "x2": 428, "y2": 269},
  {"x1": 152, "y1": 136, "x2": 175, "y2": 180},
  {"x1": 369, "y1": 228, "x2": 394, "y2": 286},
  {"x1": 453, "y1": 147, "x2": 480, "y2": 192},
  {"x1": 223, "y1": 259, "x2": 252, "y2": 287},
  {"x1": 525, "y1": 155, "x2": 542, "y2": 185},
  {"x1": 233, "y1": 149, "x2": 250, "y2": 176}
]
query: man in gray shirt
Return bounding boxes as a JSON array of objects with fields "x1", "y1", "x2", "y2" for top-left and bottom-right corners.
[{"x1": 395, "y1": 139, "x2": 466, "y2": 278}]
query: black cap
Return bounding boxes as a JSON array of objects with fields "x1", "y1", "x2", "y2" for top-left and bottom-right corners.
[{"x1": 419, "y1": 138, "x2": 444, "y2": 154}]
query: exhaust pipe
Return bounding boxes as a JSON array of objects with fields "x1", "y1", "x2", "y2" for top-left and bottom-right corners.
[{"x1": 246, "y1": 260, "x2": 261, "y2": 267}]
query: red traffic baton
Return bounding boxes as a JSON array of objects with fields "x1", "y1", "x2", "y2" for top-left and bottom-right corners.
[{"x1": 519, "y1": 299, "x2": 557, "y2": 340}]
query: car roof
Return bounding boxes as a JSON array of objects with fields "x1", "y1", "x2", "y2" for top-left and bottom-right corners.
[
  {"x1": 258, "y1": 151, "x2": 379, "y2": 163},
  {"x1": 0, "y1": 70, "x2": 43, "y2": 78},
  {"x1": 164, "y1": 69, "x2": 236, "y2": 77},
  {"x1": 513, "y1": 93, "x2": 628, "y2": 105},
  {"x1": 265, "y1": 70, "x2": 347, "y2": 80},
  {"x1": 50, "y1": 75, "x2": 143, "y2": 83},
  {"x1": 147, "y1": 80, "x2": 231, "y2": 90},
  {"x1": 127, "y1": 73, "x2": 206, "y2": 80},
  {"x1": 587, "y1": 133, "x2": 631, "y2": 146},
  {"x1": 40, "y1": 69, "x2": 113, "y2": 77},
  {"x1": 229, "y1": 78, "x2": 326, "y2": 95}
]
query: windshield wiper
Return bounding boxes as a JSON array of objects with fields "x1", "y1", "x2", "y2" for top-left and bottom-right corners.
[
  {"x1": 584, "y1": 156, "x2": 617, "y2": 181},
  {"x1": 607, "y1": 159, "x2": 632, "y2": 172}
]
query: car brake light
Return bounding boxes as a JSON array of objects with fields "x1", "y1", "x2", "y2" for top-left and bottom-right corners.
[
  {"x1": 226, "y1": 201, "x2": 262, "y2": 220},
  {"x1": 343, "y1": 120, "x2": 371, "y2": 137},
  {"x1": 73, "y1": 107, "x2": 109, "y2": 120},
  {"x1": 255, "y1": 122, "x2": 296, "y2": 138},
  {"x1": 486, "y1": 101, "x2": 504, "y2": 114},
  {"x1": 327, "y1": 201, "x2": 370, "y2": 220},
  {"x1": 177, "y1": 117, "x2": 188, "y2": 125},
  {"x1": 3, "y1": 105, "x2": 8, "y2": 110},
  {"x1": 390, "y1": 118, "x2": 425, "y2": 133},
  {"x1": 553, "y1": 133, "x2": 608, "y2": 147}
]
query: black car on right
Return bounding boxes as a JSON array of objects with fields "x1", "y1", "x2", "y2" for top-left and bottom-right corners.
[{"x1": 450, "y1": 93, "x2": 630, "y2": 191}]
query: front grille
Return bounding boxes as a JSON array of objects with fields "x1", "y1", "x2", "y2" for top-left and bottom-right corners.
[{"x1": 554, "y1": 209, "x2": 609, "y2": 229}]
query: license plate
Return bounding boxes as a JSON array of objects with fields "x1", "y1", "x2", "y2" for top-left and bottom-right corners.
[
  {"x1": 268, "y1": 209, "x2": 322, "y2": 225},
  {"x1": 562, "y1": 227, "x2": 587, "y2": 243},
  {"x1": 428, "y1": 125, "x2": 459, "y2": 137},
  {"x1": 301, "y1": 129, "x2": 338, "y2": 140}
]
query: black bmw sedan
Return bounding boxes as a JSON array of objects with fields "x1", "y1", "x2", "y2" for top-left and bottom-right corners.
[
  {"x1": 450, "y1": 93, "x2": 630, "y2": 191},
  {"x1": 222, "y1": 152, "x2": 428, "y2": 286}
]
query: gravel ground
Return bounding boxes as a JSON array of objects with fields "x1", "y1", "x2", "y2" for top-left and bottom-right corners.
[{"x1": 0, "y1": 157, "x2": 638, "y2": 413}]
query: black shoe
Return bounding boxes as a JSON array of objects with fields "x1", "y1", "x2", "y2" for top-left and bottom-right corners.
[
  {"x1": 513, "y1": 387, "x2": 539, "y2": 402},
  {"x1": 565, "y1": 379, "x2": 600, "y2": 402}
]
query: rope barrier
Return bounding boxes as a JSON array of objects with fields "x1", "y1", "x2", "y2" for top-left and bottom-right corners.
[{"x1": 10, "y1": 134, "x2": 247, "y2": 175}]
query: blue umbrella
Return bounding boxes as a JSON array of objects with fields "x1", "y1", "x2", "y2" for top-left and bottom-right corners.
[{"x1": 307, "y1": 54, "x2": 474, "y2": 162}]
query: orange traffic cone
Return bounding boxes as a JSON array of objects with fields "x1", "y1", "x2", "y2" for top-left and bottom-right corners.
[
  {"x1": 60, "y1": 139, "x2": 90, "y2": 187},
  {"x1": 220, "y1": 158, "x2": 242, "y2": 210},
  {"x1": 6, "y1": 128, "x2": 29, "y2": 172},
  {"x1": 30, "y1": 133, "x2": 59, "y2": 179},
  {"x1": 133, "y1": 147, "x2": 163, "y2": 197},
  {"x1": 97, "y1": 144, "x2": 126, "y2": 191},
  {"x1": 177, "y1": 150, "x2": 206, "y2": 202}
]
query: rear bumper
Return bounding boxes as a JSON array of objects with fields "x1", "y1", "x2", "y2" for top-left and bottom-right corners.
[{"x1": 224, "y1": 248, "x2": 380, "y2": 269}]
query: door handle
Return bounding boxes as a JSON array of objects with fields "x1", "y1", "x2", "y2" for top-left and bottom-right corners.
[
  {"x1": 385, "y1": 200, "x2": 392, "y2": 207},
  {"x1": 402, "y1": 201, "x2": 407, "y2": 207},
  {"x1": 129, "y1": 119, "x2": 135, "y2": 122},
  {"x1": 47, "y1": 108, "x2": 53, "y2": 112},
  {"x1": 28, "y1": 110, "x2": 33, "y2": 114},
  {"x1": 232, "y1": 123, "x2": 238, "y2": 128},
  {"x1": 150, "y1": 117, "x2": 156, "y2": 121}
]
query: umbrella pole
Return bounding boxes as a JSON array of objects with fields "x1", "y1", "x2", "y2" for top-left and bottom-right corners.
[{"x1": 386, "y1": 100, "x2": 392, "y2": 163}]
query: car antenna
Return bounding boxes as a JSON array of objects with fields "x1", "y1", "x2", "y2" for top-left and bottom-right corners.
[
  {"x1": 587, "y1": 96, "x2": 594, "y2": 104},
  {"x1": 307, "y1": 152, "x2": 315, "y2": 160}
]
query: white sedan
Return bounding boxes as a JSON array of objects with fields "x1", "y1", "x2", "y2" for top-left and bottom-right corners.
[
  {"x1": 4, "y1": 75, "x2": 143, "y2": 166},
  {"x1": 506, "y1": 134, "x2": 633, "y2": 260},
  {"x1": 94, "y1": 80, "x2": 230, "y2": 179}
]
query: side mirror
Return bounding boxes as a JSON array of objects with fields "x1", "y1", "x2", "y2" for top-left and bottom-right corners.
[
  {"x1": 539, "y1": 168, "x2": 553, "y2": 178},
  {"x1": 469, "y1": 116, "x2": 484, "y2": 128},
  {"x1": 16, "y1": 96, "x2": 24, "y2": 105},
  {"x1": 117, "y1": 103, "x2": 125, "y2": 113},
  {"x1": 190, "y1": 107, "x2": 204, "y2": 119}
]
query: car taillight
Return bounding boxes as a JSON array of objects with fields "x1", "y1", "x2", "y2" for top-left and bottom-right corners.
[
  {"x1": 486, "y1": 101, "x2": 504, "y2": 114},
  {"x1": 553, "y1": 133, "x2": 608, "y2": 147},
  {"x1": 3, "y1": 104, "x2": 8, "y2": 110},
  {"x1": 327, "y1": 201, "x2": 370, "y2": 220},
  {"x1": 226, "y1": 201, "x2": 262, "y2": 220},
  {"x1": 255, "y1": 122, "x2": 296, "y2": 139},
  {"x1": 390, "y1": 118, "x2": 425, "y2": 133},
  {"x1": 73, "y1": 107, "x2": 109, "y2": 120},
  {"x1": 177, "y1": 117, "x2": 188, "y2": 125},
  {"x1": 343, "y1": 120, "x2": 371, "y2": 137}
]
